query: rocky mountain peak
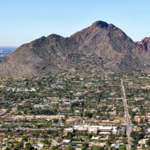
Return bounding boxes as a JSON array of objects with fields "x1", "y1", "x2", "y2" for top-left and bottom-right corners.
[
  {"x1": 108, "y1": 24, "x2": 117, "y2": 31},
  {"x1": 92, "y1": 21, "x2": 109, "y2": 28},
  {"x1": 92, "y1": 21, "x2": 118, "y2": 31},
  {"x1": 136, "y1": 37, "x2": 150, "y2": 52}
]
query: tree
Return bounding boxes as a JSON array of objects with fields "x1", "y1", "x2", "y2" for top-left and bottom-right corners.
[
  {"x1": 106, "y1": 139, "x2": 112, "y2": 146},
  {"x1": 82, "y1": 142, "x2": 88, "y2": 149},
  {"x1": 15, "y1": 141, "x2": 23, "y2": 149},
  {"x1": 81, "y1": 148, "x2": 87, "y2": 150},
  {"x1": 53, "y1": 119, "x2": 59, "y2": 124},
  {"x1": 81, "y1": 101, "x2": 84, "y2": 108},
  {"x1": 5, "y1": 148, "x2": 11, "y2": 150},
  {"x1": 25, "y1": 142, "x2": 34, "y2": 150},
  {"x1": 66, "y1": 145, "x2": 75, "y2": 150},
  {"x1": 84, "y1": 111, "x2": 93, "y2": 118},
  {"x1": 87, "y1": 133, "x2": 92, "y2": 139},
  {"x1": 58, "y1": 92, "x2": 62, "y2": 99},
  {"x1": 130, "y1": 131, "x2": 144, "y2": 144},
  {"x1": 51, "y1": 146, "x2": 57, "y2": 150},
  {"x1": 67, "y1": 132, "x2": 73, "y2": 139},
  {"x1": 22, "y1": 136, "x2": 28, "y2": 141},
  {"x1": 146, "y1": 139, "x2": 150, "y2": 146},
  {"x1": 80, "y1": 111, "x2": 83, "y2": 117},
  {"x1": 120, "y1": 145, "x2": 126, "y2": 150},
  {"x1": 71, "y1": 101, "x2": 80, "y2": 109},
  {"x1": 42, "y1": 138, "x2": 49, "y2": 144},
  {"x1": 92, "y1": 147, "x2": 104, "y2": 150}
]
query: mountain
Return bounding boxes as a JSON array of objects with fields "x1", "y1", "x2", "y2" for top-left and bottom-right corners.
[
  {"x1": 0, "y1": 21, "x2": 150, "y2": 77},
  {"x1": 136, "y1": 37, "x2": 150, "y2": 52}
]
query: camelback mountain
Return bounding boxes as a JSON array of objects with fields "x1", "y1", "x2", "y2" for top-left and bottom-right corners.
[{"x1": 0, "y1": 21, "x2": 150, "y2": 77}]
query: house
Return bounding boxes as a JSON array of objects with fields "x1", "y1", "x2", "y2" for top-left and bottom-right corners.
[
  {"x1": 62, "y1": 139, "x2": 71, "y2": 150},
  {"x1": 101, "y1": 120, "x2": 113, "y2": 124},
  {"x1": 146, "y1": 113, "x2": 150, "y2": 117},
  {"x1": 85, "y1": 82, "x2": 93, "y2": 87},
  {"x1": 132, "y1": 107, "x2": 139, "y2": 112},
  {"x1": 76, "y1": 127, "x2": 87, "y2": 132},
  {"x1": 99, "y1": 126, "x2": 112, "y2": 132},
  {"x1": 37, "y1": 144, "x2": 44, "y2": 148},
  {"x1": 73, "y1": 125, "x2": 88, "y2": 132},
  {"x1": 134, "y1": 116, "x2": 146, "y2": 123},
  {"x1": 91, "y1": 136, "x2": 100, "y2": 140},
  {"x1": 80, "y1": 78, "x2": 84, "y2": 81},
  {"x1": 110, "y1": 110, "x2": 117, "y2": 116},
  {"x1": 96, "y1": 116, "x2": 101, "y2": 119},
  {"x1": 90, "y1": 109, "x2": 96, "y2": 113},
  {"x1": 138, "y1": 138, "x2": 148, "y2": 146},
  {"x1": 64, "y1": 102, "x2": 71, "y2": 105},
  {"x1": 99, "y1": 132, "x2": 111, "y2": 135},
  {"x1": 111, "y1": 144, "x2": 120, "y2": 149},
  {"x1": 112, "y1": 127, "x2": 118, "y2": 135},
  {"x1": 75, "y1": 148, "x2": 82, "y2": 150},
  {"x1": 134, "y1": 116, "x2": 141, "y2": 123},
  {"x1": 89, "y1": 142, "x2": 106, "y2": 148},
  {"x1": 88, "y1": 128, "x2": 97, "y2": 134},
  {"x1": 62, "y1": 139, "x2": 71, "y2": 143},
  {"x1": 34, "y1": 104, "x2": 45, "y2": 108},
  {"x1": 74, "y1": 92, "x2": 83, "y2": 97},
  {"x1": 74, "y1": 110, "x2": 80, "y2": 114},
  {"x1": 114, "y1": 119, "x2": 120, "y2": 123},
  {"x1": 66, "y1": 118, "x2": 75, "y2": 124},
  {"x1": 64, "y1": 128, "x2": 73, "y2": 134},
  {"x1": 133, "y1": 126, "x2": 140, "y2": 131}
]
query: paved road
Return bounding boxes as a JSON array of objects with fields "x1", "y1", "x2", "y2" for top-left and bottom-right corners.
[
  {"x1": 121, "y1": 79, "x2": 133, "y2": 150},
  {"x1": 0, "y1": 127, "x2": 58, "y2": 132}
]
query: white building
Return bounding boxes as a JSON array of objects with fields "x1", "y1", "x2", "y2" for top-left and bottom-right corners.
[
  {"x1": 112, "y1": 127, "x2": 118, "y2": 134},
  {"x1": 88, "y1": 128, "x2": 97, "y2": 134},
  {"x1": 64, "y1": 128, "x2": 73, "y2": 133},
  {"x1": 91, "y1": 136, "x2": 100, "y2": 140},
  {"x1": 99, "y1": 132, "x2": 111, "y2": 135}
]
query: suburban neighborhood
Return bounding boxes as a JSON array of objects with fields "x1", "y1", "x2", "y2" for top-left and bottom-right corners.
[{"x1": 0, "y1": 68, "x2": 150, "y2": 150}]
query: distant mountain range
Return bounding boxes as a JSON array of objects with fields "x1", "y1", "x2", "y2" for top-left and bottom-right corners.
[
  {"x1": 0, "y1": 21, "x2": 150, "y2": 77},
  {"x1": 0, "y1": 46, "x2": 18, "y2": 49}
]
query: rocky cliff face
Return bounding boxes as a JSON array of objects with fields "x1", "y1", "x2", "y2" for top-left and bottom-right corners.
[
  {"x1": 0, "y1": 21, "x2": 150, "y2": 77},
  {"x1": 136, "y1": 37, "x2": 150, "y2": 52}
]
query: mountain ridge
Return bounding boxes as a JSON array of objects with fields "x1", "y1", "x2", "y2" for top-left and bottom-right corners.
[{"x1": 0, "y1": 20, "x2": 150, "y2": 77}]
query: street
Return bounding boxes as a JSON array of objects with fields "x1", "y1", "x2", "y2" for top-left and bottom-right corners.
[{"x1": 121, "y1": 79, "x2": 133, "y2": 150}]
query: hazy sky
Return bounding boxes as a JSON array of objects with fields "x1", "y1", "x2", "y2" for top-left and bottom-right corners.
[{"x1": 0, "y1": 0, "x2": 150, "y2": 46}]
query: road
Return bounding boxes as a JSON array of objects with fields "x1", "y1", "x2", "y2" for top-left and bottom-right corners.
[
  {"x1": 121, "y1": 79, "x2": 133, "y2": 150},
  {"x1": 1, "y1": 127, "x2": 57, "y2": 131}
]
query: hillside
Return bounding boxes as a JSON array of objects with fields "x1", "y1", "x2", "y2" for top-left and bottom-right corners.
[{"x1": 0, "y1": 21, "x2": 150, "y2": 77}]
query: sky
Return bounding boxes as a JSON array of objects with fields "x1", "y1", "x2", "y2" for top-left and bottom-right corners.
[{"x1": 0, "y1": 0, "x2": 150, "y2": 46}]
